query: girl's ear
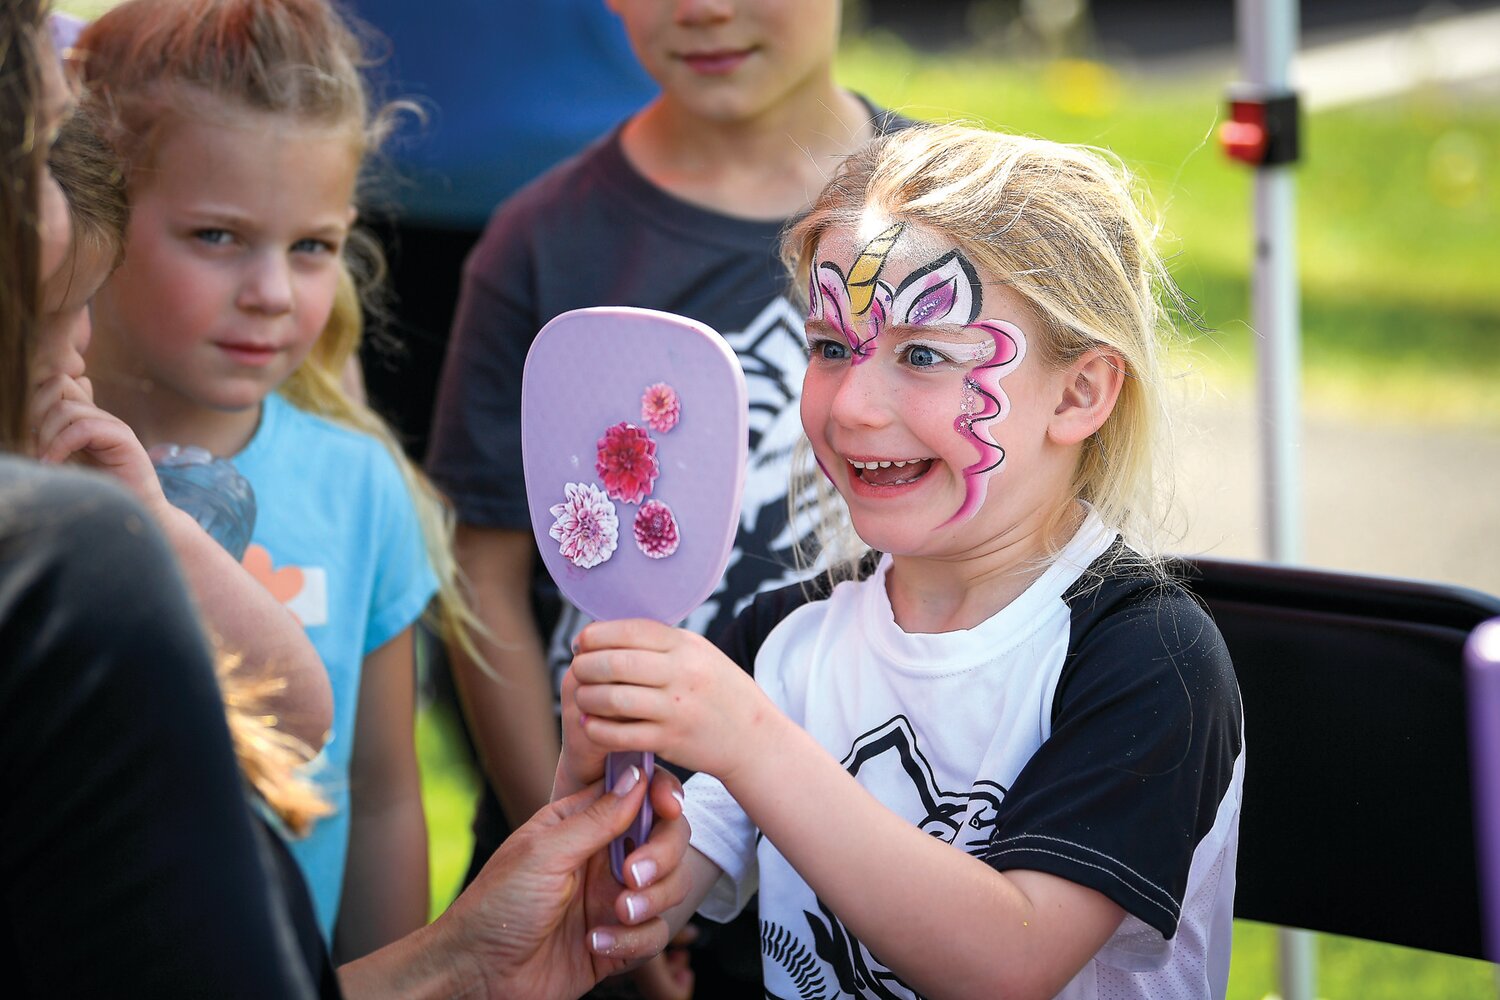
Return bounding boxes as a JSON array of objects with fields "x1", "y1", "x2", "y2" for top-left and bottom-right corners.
[{"x1": 1049, "y1": 348, "x2": 1125, "y2": 445}]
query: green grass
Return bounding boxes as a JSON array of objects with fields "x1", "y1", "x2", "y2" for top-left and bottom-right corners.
[{"x1": 416, "y1": 701, "x2": 477, "y2": 921}]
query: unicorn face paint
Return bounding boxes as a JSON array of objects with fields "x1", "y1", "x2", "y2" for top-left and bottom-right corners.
[{"x1": 801, "y1": 218, "x2": 1028, "y2": 551}]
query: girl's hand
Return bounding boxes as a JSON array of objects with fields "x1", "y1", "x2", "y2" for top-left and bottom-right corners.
[
  {"x1": 31, "y1": 374, "x2": 169, "y2": 512},
  {"x1": 569, "y1": 619, "x2": 773, "y2": 783},
  {"x1": 556, "y1": 664, "x2": 611, "y2": 799}
]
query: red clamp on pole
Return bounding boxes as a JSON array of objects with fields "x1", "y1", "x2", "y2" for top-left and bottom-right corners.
[{"x1": 1219, "y1": 90, "x2": 1300, "y2": 167}]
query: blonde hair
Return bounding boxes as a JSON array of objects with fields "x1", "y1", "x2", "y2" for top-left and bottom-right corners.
[
  {"x1": 219, "y1": 661, "x2": 331, "y2": 837},
  {"x1": 784, "y1": 123, "x2": 1186, "y2": 582},
  {"x1": 77, "y1": 0, "x2": 483, "y2": 664}
]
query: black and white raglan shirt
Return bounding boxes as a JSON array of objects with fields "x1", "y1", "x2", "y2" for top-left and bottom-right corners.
[{"x1": 683, "y1": 512, "x2": 1244, "y2": 1000}]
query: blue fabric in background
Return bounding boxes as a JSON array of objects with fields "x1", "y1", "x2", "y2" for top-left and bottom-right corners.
[{"x1": 353, "y1": 0, "x2": 657, "y2": 227}]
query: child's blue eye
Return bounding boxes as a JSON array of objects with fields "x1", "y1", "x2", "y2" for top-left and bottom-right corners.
[
  {"x1": 808, "y1": 339, "x2": 850, "y2": 362},
  {"x1": 292, "y1": 238, "x2": 337, "y2": 255},
  {"x1": 904, "y1": 344, "x2": 949, "y2": 368},
  {"x1": 194, "y1": 229, "x2": 233, "y2": 246}
]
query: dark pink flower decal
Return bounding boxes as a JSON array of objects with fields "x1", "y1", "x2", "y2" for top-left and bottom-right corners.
[
  {"x1": 633, "y1": 500, "x2": 680, "y2": 559},
  {"x1": 548, "y1": 482, "x2": 619, "y2": 569},
  {"x1": 595, "y1": 422, "x2": 658, "y2": 503},
  {"x1": 641, "y1": 383, "x2": 680, "y2": 433}
]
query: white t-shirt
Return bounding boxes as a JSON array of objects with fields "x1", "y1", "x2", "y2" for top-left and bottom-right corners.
[{"x1": 684, "y1": 514, "x2": 1244, "y2": 999}]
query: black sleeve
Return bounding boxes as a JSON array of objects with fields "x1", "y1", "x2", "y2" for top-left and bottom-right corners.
[
  {"x1": 0, "y1": 466, "x2": 322, "y2": 997},
  {"x1": 425, "y1": 190, "x2": 545, "y2": 529},
  {"x1": 978, "y1": 578, "x2": 1242, "y2": 938}
]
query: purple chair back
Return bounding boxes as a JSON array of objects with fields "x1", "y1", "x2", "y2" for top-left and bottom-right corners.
[{"x1": 1466, "y1": 617, "x2": 1500, "y2": 962}]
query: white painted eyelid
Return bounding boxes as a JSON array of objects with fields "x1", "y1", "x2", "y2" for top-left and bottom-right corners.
[{"x1": 904, "y1": 337, "x2": 997, "y2": 365}]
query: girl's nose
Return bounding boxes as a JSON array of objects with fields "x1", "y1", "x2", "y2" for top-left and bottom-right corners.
[
  {"x1": 675, "y1": 0, "x2": 733, "y2": 27},
  {"x1": 236, "y1": 253, "x2": 294, "y2": 316},
  {"x1": 828, "y1": 359, "x2": 892, "y2": 431}
]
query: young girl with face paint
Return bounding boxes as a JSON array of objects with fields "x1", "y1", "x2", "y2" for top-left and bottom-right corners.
[{"x1": 564, "y1": 124, "x2": 1244, "y2": 1000}]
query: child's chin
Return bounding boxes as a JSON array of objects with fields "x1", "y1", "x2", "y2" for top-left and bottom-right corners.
[{"x1": 847, "y1": 517, "x2": 927, "y2": 558}]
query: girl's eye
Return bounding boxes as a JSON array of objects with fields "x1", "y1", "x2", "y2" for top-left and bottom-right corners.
[
  {"x1": 807, "y1": 338, "x2": 850, "y2": 362},
  {"x1": 292, "y1": 237, "x2": 338, "y2": 255},
  {"x1": 903, "y1": 344, "x2": 950, "y2": 369},
  {"x1": 194, "y1": 229, "x2": 234, "y2": 246}
]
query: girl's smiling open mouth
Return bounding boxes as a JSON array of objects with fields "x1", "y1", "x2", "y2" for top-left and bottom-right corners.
[{"x1": 846, "y1": 456, "x2": 935, "y2": 488}]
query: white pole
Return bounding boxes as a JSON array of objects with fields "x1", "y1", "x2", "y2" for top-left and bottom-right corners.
[
  {"x1": 1236, "y1": 0, "x2": 1313, "y2": 996},
  {"x1": 1254, "y1": 173, "x2": 1303, "y2": 563}
]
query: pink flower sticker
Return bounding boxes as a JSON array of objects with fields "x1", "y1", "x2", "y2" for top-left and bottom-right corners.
[
  {"x1": 641, "y1": 382, "x2": 680, "y2": 433},
  {"x1": 548, "y1": 482, "x2": 618, "y2": 569},
  {"x1": 596, "y1": 422, "x2": 658, "y2": 503},
  {"x1": 634, "y1": 500, "x2": 680, "y2": 559}
]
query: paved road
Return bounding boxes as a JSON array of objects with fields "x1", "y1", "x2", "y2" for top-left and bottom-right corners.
[
  {"x1": 1176, "y1": 391, "x2": 1500, "y2": 596},
  {"x1": 864, "y1": 0, "x2": 1500, "y2": 59}
]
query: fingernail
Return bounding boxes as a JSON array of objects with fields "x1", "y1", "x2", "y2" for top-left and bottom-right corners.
[
  {"x1": 625, "y1": 893, "x2": 646, "y2": 923},
  {"x1": 578, "y1": 711, "x2": 590, "y2": 727},
  {"x1": 612, "y1": 764, "x2": 641, "y2": 797},
  {"x1": 571, "y1": 633, "x2": 581, "y2": 654},
  {"x1": 671, "y1": 788, "x2": 685, "y2": 807},
  {"x1": 630, "y1": 858, "x2": 658, "y2": 887},
  {"x1": 590, "y1": 929, "x2": 616, "y2": 953}
]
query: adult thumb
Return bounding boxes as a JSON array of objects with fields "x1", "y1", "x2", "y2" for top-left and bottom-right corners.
[{"x1": 542, "y1": 765, "x2": 647, "y2": 870}]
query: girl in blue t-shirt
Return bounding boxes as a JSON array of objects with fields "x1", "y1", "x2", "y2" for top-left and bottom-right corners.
[{"x1": 74, "y1": 0, "x2": 477, "y2": 959}]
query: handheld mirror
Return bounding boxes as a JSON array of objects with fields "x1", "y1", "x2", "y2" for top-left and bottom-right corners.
[{"x1": 521, "y1": 306, "x2": 748, "y2": 880}]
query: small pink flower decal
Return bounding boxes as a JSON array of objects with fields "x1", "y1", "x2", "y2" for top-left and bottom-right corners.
[
  {"x1": 596, "y1": 422, "x2": 658, "y2": 503},
  {"x1": 634, "y1": 500, "x2": 680, "y2": 559},
  {"x1": 641, "y1": 382, "x2": 680, "y2": 433},
  {"x1": 548, "y1": 482, "x2": 618, "y2": 569}
]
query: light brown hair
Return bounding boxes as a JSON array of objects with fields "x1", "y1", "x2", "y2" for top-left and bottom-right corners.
[
  {"x1": 0, "y1": 0, "x2": 46, "y2": 450},
  {"x1": 47, "y1": 101, "x2": 128, "y2": 267}
]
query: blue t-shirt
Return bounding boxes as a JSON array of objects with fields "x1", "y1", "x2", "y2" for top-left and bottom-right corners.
[
  {"x1": 235, "y1": 392, "x2": 438, "y2": 941},
  {"x1": 352, "y1": 0, "x2": 656, "y2": 225}
]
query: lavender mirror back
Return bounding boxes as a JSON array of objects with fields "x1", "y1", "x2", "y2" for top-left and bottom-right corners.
[
  {"x1": 521, "y1": 306, "x2": 748, "y2": 880},
  {"x1": 522, "y1": 306, "x2": 748, "y2": 625}
]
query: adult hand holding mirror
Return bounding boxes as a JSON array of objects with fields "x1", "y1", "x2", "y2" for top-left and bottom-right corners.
[{"x1": 522, "y1": 307, "x2": 748, "y2": 881}]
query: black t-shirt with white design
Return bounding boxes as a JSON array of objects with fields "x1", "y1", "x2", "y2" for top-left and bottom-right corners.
[{"x1": 685, "y1": 514, "x2": 1244, "y2": 1000}]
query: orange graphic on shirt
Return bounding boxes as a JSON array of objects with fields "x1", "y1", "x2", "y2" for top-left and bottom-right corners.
[{"x1": 244, "y1": 543, "x2": 306, "y2": 615}]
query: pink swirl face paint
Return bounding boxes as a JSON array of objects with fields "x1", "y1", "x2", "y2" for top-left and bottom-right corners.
[{"x1": 804, "y1": 218, "x2": 1028, "y2": 526}]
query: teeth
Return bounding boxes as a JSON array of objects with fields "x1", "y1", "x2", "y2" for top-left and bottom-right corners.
[{"x1": 847, "y1": 458, "x2": 929, "y2": 470}]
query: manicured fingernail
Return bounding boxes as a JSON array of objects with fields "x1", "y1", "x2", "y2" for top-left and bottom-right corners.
[
  {"x1": 578, "y1": 711, "x2": 590, "y2": 727},
  {"x1": 590, "y1": 929, "x2": 616, "y2": 953},
  {"x1": 612, "y1": 764, "x2": 641, "y2": 797},
  {"x1": 625, "y1": 893, "x2": 647, "y2": 923},
  {"x1": 630, "y1": 858, "x2": 658, "y2": 886}
]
